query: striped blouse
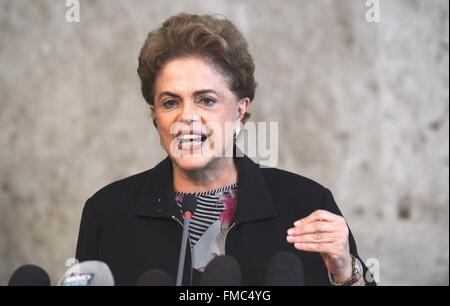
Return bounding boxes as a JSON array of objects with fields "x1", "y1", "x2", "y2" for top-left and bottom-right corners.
[{"x1": 175, "y1": 182, "x2": 238, "y2": 272}]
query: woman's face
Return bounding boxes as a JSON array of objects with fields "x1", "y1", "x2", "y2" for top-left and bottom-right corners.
[{"x1": 152, "y1": 57, "x2": 249, "y2": 172}]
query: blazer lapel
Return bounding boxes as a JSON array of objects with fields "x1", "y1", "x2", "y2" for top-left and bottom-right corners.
[
  {"x1": 133, "y1": 151, "x2": 278, "y2": 224},
  {"x1": 234, "y1": 154, "x2": 278, "y2": 225},
  {"x1": 133, "y1": 156, "x2": 181, "y2": 221}
]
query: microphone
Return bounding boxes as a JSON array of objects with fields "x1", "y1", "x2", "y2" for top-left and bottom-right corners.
[
  {"x1": 58, "y1": 260, "x2": 115, "y2": 286},
  {"x1": 199, "y1": 255, "x2": 242, "y2": 286},
  {"x1": 264, "y1": 251, "x2": 305, "y2": 286},
  {"x1": 136, "y1": 269, "x2": 175, "y2": 286},
  {"x1": 176, "y1": 193, "x2": 197, "y2": 286},
  {"x1": 8, "y1": 264, "x2": 51, "y2": 286}
]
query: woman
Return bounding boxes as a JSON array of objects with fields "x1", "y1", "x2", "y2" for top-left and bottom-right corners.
[{"x1": 76, "y1": 13, "x2": 373, "y2": 286}]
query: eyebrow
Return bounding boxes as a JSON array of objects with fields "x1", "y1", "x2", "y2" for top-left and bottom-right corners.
[{"x1": 158, "y1": 89, "x2": 220, "y2": 100}]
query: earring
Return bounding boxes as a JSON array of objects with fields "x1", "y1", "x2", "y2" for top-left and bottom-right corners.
[{"x1": 234, "y1": 122, "x2": 242, "y2": 140}]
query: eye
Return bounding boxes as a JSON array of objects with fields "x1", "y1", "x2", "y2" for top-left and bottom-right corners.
[
  {"x1": 200, "y1": 97, "x2": 216, "y2": 107},
  {"x1": 162, "y1": 99, "x2": 178, "y2": 109}
]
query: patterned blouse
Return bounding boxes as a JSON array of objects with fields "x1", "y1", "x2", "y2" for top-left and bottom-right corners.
[{"x1": 175, "y1": 182, "x2": 238, "y2": 273}]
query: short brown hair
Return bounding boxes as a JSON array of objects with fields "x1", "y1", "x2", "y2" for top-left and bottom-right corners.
[{"x1": 137, "y1": 13, "x2": 256, "y2": 124}]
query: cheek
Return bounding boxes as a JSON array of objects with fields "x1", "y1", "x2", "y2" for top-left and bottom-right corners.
[
  {"x1": 207, "y1": 104, "x2": 239, "y2": 126},
  {"x1": 205, "y1": 115, "x2": 237, "y2": 144},
  {"x1": 155, "y1": 115, "x2": 175, "y2": 139}
]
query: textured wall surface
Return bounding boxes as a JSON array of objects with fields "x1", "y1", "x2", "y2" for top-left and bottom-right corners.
[{"x1": 0, "y1": 0, "x2": 448, "y2": 285}]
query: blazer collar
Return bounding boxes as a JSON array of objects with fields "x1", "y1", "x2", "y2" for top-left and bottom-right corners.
[
  {"x1": 134, "y1": 150, "x2": 277, "y2": 224},
  {"x1": 134, "y1": 156, "x2": 180, "y2": 220}
]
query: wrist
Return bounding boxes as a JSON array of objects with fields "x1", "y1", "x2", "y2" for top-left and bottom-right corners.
[
  {"x1": 328, "y1": 255, "x2": 364, "y2": 286},
  {"x1": 330, "y1": 253, "x2": 352, "y2": 282},
  {"x1": 331, "y1": 264, "x2": 353, "y2": 283}
]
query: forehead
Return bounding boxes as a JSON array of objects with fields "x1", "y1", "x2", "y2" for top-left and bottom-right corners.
[{"x1": 155, "y1": 57, "x2": 231, "y2": 94}]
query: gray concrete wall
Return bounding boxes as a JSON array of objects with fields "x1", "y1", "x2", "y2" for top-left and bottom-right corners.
[{"x1": 0, "y1": 0, "x2": 448, "y2": 285}]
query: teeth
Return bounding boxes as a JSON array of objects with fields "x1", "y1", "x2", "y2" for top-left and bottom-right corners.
[{"x1": 177, "y1": 134, "x2": 203, "y2": 143}]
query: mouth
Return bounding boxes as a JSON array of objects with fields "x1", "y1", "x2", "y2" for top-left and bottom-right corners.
[{"x1": 175, "y1": 130, "x2": 210, "y2": 151}]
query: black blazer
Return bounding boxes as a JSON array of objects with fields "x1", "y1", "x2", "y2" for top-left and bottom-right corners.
[{"x1": 76, "y1": 153, "x2": 372, "y2": 286}]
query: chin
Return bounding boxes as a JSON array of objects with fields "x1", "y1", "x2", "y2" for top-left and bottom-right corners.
[
  {"x1": 164, "y1": 137, "x2": 233, "y2": 172},
  {"x1": 171, "y1": 154, "x2": 215, "y2": 172}
]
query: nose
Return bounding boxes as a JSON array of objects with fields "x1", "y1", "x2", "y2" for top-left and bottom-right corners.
[{"x1": 179, "y1": 100, "x2": 200, "y2": 124}]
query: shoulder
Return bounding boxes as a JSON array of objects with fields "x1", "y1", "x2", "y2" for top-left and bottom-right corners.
[
  {"x1": 258, "y1": 165, "x2": 332, "y2": 213},
  {"x1": 83, "y1": 156, "x2": 173, "y2": 217},
  {"x1": 94, "y1": 169, "x2": 152, "y2": 198},
  {"x1": 84, "y1": 167, "x2": 155, "y2": 215},
  {"x1": 260, "y1": 166, "x2": 325, "y2": 195}
]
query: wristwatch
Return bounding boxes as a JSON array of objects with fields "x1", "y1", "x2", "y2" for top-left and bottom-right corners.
[{"x1": 328, "y1": 255, "x2": 363, "y2": 286}]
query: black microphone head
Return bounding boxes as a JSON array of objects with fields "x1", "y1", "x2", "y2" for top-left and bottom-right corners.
[
  {"x1": 8, "y1": 264, "x2": 51, "y2": 286},
  {"x1": 181, "y1": 193, "x2": 197, "y2": 214},
  {"x1": 200, "y1": 255, "x2": 242, "y2": 286},
  {"x1": 264, "y1": 251, "x2": 304, "y2": 286},
  {"x1": 136, "y1": 269, "x2": 175, "y2": 286}
]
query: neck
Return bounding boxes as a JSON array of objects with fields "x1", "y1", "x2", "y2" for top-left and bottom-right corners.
[{"x1": 172, "y1": 157, "x2": 238, "y2": 193}]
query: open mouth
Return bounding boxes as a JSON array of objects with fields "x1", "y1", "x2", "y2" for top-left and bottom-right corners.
[{"x1": 175, "y1": 131, "x2": 209, "y2": 150}]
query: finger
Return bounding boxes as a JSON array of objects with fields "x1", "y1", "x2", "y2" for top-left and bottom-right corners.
[
  {"x1": 294, "y1": 210, "x2": 339, "y2": 226},
  {"x1": 292, "y1": 242, "x2": 336, "y2": 253},
  {"x1": 287, "y1": 232, "x2": 337, "y2": 244},
  {"x1": 287, "y1": 221, "x2": 334, "y2": 236}
]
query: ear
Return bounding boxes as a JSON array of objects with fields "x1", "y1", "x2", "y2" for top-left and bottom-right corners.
[
  {"x1": 150, "y1": 105, "x2": 157, "y2": 128},
  {"x1": 237, "y1": 98, "x2": 250, "y2": 121}
]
